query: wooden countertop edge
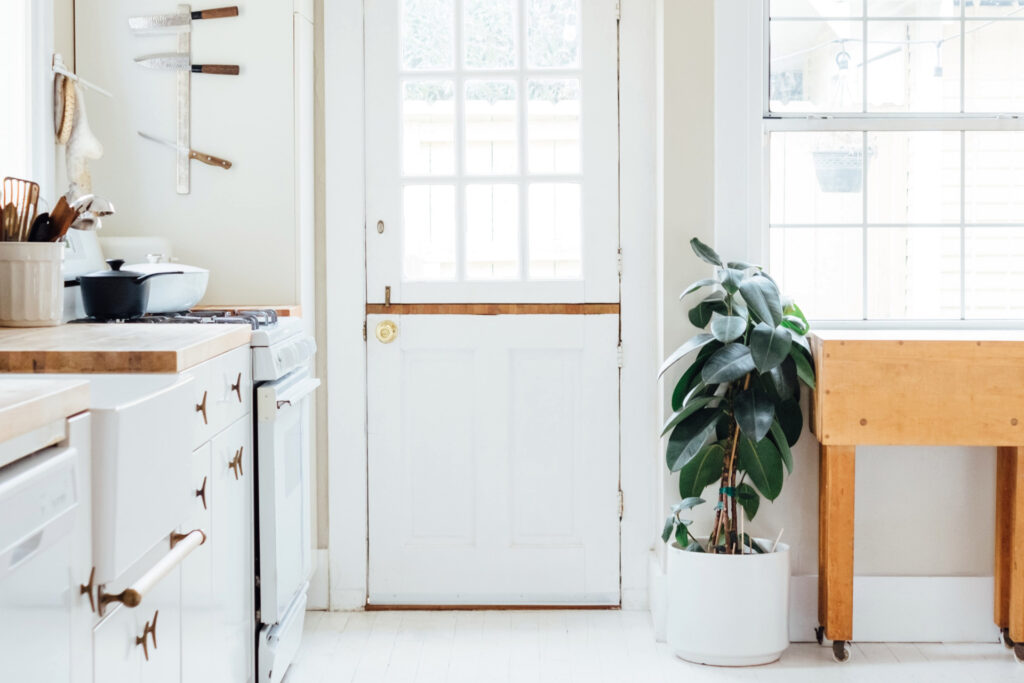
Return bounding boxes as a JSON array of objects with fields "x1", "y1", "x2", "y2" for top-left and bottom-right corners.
[
  {"x1": 0, "y1": 380, "x2": 90, "y2": 443},
  {"x1": 0, "y1": 327, "x2": 251, "y2": 374}
]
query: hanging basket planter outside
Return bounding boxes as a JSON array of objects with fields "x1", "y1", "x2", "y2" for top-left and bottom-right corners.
[{"x1": 812, "y1": 148, "x2": 873, "y2": 193}]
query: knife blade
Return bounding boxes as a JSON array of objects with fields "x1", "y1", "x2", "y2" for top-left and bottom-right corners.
[
  {"x1": 134, "y1": 54, "x2": 239, "y2": 75},
  {"x1": 138, "y1": 132, "x2": 232, "y2": 170},
  {"x1": 128, "y1": 6, "x2": 239, "y2": 33}
]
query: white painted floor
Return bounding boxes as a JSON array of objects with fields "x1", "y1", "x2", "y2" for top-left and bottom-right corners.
[{"x1": 284, "y1": 610, "x2": 1024, "y2": 683}]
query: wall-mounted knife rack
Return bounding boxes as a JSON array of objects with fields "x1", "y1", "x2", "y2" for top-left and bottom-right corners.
[{"x1": 130, "y1": 5, "x2": 239, "y2": 194}]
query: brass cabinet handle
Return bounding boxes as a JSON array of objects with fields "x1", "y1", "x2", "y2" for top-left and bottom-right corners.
[
  {"x1": 230, "y1": 372, "x2": 242, "y2": 403},
  {"x1": 97, "y1": 530, "x2": 206, "y2": 616},
  {"x1": 195, "y1": 476, "x2": 207, "y2": 510},
  {"x1": 195, "y1": 390, "x2": 208, "y2": 425},
  {"x1": 136, "y1": 610, "x2": 158, "y2": 661},
  {"x1": 80, "y1": 566, "x2": 96, "y2": 613},
  {"x1": 228, "y1": 447, "x2": 244, "y2": 480}
]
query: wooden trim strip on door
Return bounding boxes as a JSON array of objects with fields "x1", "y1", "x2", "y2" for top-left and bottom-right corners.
[{"x1": 365, "y1": 303, "x2": 620, "y2": 315}]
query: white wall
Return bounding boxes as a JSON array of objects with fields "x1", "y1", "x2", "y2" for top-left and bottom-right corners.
[
  {"x1": 657, "y1": 1, "x2": 996, "y2": 580},
  {"x1": 73, "y1": 0, "x2": 301, "y2": 306}
]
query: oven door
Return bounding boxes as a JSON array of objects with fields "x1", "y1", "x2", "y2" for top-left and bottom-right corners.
[{"x1": 256, "y1": 367, "x2": 320, "y2": 625}]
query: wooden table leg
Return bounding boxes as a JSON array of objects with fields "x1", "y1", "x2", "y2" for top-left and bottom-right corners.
[
  {"x1": 819, "y1": 444, "x2": 856, "y2": 652},
  {"x1": 996, "y1": 447, "x2": 1017, "y2": 642}
]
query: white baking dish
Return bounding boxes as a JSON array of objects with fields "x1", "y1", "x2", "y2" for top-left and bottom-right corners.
[{"x1": 124, "y1": 262, "x2": 209, "y2": 313}]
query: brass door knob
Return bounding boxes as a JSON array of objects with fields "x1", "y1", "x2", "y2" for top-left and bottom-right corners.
[{"x1": 375, "y1": 320, "x2": 398, "y2": 343}]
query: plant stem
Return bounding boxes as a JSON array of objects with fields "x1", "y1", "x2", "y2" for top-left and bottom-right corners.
[{"x1": 719, "y1": 373, "x2": 751, "y2": 554}]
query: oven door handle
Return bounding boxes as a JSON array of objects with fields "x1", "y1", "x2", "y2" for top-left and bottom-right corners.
[{"x1": 258, "y1": 377, "x2": 320, "y2": 421}]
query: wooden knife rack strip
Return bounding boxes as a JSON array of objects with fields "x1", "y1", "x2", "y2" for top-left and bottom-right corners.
[{"x1": 176, "y1": 3, "x2": 191, "y2": 194}]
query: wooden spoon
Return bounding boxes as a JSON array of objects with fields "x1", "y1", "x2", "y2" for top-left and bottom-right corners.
[{"x1": 1, "y1": 203, "x2": 18, "y2": 241}]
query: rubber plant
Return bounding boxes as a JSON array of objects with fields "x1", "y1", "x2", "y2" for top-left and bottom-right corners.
[{"x1": 659, "y1": 238, "x2": 815, "y2": 555}]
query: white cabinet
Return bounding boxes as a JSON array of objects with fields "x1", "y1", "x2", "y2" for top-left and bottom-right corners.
[
  {"x1": 212, "y1": 416, "x2": 255, "y2": 683},
  {"x1": 181, "y1": 444, "x2": 215, "y2": 682},
  {"x1": 93, "y1": 566, "x2": 181, "y2": 683}
]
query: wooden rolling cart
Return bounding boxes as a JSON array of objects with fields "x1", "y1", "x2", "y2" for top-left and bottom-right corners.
[{"x1": 810, "y1": 329, "x2": 1024, "y2": 663}]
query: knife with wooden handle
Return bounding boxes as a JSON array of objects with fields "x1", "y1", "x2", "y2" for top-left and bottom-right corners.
[
  {"x1": 137, "y1": 132, "x2": 232, "y2": 169},
  {"x1": 128, "y1": 6, "x2": 238, "y2": 32},
  {"x1": 135, "y1": 54, "x2": 239, "y2": 75}
]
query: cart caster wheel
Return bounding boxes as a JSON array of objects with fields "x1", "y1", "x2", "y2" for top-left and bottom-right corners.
[
  {"x1": 1014, "y1": 643, "x2": 1024, "y2": 664},
  {"x1": 1003, "y1": 628, "x2": 1015, "y2": 649},
  {"x1": 832, "y1": 640, "x2": 850, "y2": 663},
  {"x1": 814, "y1": 626, "x2": 825, "y2": 646}
]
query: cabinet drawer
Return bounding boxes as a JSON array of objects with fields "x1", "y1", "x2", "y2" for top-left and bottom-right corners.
[
  {"x1": 93, "y1": 565, "x2": 181, "y2": 683},
  {"x1": 182, "y1": 363, "x2": 216, "y2": 450},
  {"x1": 183, "y1": 346, "x2": 252, "y2": 449},
  {"x1": 91, "y1": 379, "x2": 193, "y2": 584}
]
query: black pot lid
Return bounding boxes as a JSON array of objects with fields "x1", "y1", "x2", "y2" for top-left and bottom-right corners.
[{"x1": 80, "y1": 259, "x2": 143, "y2": 279}]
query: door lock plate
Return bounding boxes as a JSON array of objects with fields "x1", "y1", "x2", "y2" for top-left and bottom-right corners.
[{"x1": 375, "y1": 320, "x2": 398, "y2": 343}]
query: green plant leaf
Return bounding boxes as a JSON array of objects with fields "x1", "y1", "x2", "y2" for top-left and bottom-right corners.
[
  {"x1": 738, "y1": 275, "x2": 783, "y2": 326},
  {"x1": 678, "y1": 442, "x2": 726, "y2": 498},
  {"x1": 661, "y1": 396, "x2": 714, "y2": 437},
  {"x1": 767, "y1": 358, "x2": 797, "y2": 400},
  {"x1": 686, "y1": 540, "x2": 706, "y2": 553},
  {"x1": 784, "y1": 301, "x2": 809, "y2": 329},
  {"x1": 749, "y1": 322, "x2": 792, "y2": 373},
  {"x1": 658, "y1": 333, "x2": 715, "y2": 378},
  {"x1": 690, "y1": 237, "x2": 723, "y2": 266},
  {"x1": 777, "y1": 398, "x2": 803, "y2": 447},
  {"x1": 785, "y1": 327, "x2": 812, "y2": 356},
  {"x1": 718, "y1": 267, "x2": 745, "y2": 294},
  {"x1": 727, "y1": 260, "x2": 761, "y2": 271},
  {"x1": 688, "y1": 297, "x2": 728, "y2": 328},
  {"x1": 671, "y1": 342, "x2": 721, "y2": 410},
  {"x1": 677, "y1": 496, "x2": 705, "y2": 511},
  {"x1": 734, "y1": 385, "x2": 775, "y2": 442},
  {"x1": 781, "y1": 315, "x2": 809, "y2": 336},
  {"x1": 737, "y1": 435, "x2": 784, "y2": 501},
  {"x1": 701, "y1": 343, "x2": 756, "y2": 384},
  {"x1": 769, "y1": 420, "x2": 794, "y2": 474},
  {"x1": 742, "y1": 533, "x2": 767, "y2": 553},
  {"x1": 710, "y1": 312, "x2": 746, "y2": 343},
  {"x1": 661, "y1": 515, "x2": 674, "y2": 543},
  {"x1": 736, "y1": 482, "x2": 760, "y2": 521},
  {"x1": 675, "y1": 522, "x2": 689, "y2": 547},
  {"x1": 680, "y1": 278, "x2": 719, "y2": 299},
  {"x1": 789, "y1": 346, "x2": 816, "y2": 389},
  {"x1": 666, "y1": 409, "x2": 722, "y2": 472}
]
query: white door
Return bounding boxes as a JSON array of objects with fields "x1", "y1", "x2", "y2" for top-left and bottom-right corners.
[{"x1": 365, "y1": 0, "x2": 621, "y2": 605}]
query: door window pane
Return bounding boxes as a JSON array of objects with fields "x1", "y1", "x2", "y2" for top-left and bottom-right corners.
[
  {"x1": 770, "y1": 227, "x2": 864, "y2": 319},
  {"x1": 528, "y1": 0, "x2": 580, "y2": 68},
  {"x1": 965, "y1": 21, "x2": 1024, "y2": 112},
  {"x1": 770, "y1": 132, "x2": 864, "y2": 224},
  {"x1": 866, "y1": 227, "x2": 961, "y2": 319},
  {"x1": 529, "y1": 183, "x2": 581, "y2": 279},
  {"x1": 402, "y1": 0, "x2": 454, "y2": 70},
  {"x1": 867, "y1": 131, "x2": 960, "y2": 224},
  {"x1": 464, "y1": 81, "x2": 518, "y2": 175},
  {"x1": 771, "y1": 0, "x2": 864, "y2": 17},
  {"x1": 464, "y1": 0, "x2": 516, "y2": 69},
  {"x1": 403, "y1": 81, "x2": 456, "y2": 176},
  {"x1": 404, "y1": 185, "x2": 457, "y2": 280},
  {"x1": 867, "y1": 0, "x2": 958, "y2": 16},
  {"x1": 466, "y1": 184, "x2": 519, "y2": 279},
  {"x1": 528, "y1": 79, "x2": 581, "y2": 174}
]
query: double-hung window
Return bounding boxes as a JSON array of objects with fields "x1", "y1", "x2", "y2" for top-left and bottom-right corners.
[{"x1": 766, "y1": 0, "x2": 1024, "y2": 322}]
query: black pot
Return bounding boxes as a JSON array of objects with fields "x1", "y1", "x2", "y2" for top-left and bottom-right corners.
[{"x1": 66, "y1": 259, "x2": 184, "y2": 321}]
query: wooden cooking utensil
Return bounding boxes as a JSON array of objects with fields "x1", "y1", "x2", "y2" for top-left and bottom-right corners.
[
  {"x1": 49, "y1": 196, "x2": 77, "y2": 240},
  {"x1": 2, "y1": 203, "x2": 19, "y2": 242},
  {"x1": 2, "y1": 177, "x2": 40, "y2": 241}
]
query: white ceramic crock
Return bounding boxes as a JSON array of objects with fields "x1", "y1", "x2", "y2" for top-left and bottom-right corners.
[
  {"x1": 667, "y1": 540, "x2": 790, "y2": 666},
  {"x1": 0, "y1": 242, "x2": 65, "y2": 327}
]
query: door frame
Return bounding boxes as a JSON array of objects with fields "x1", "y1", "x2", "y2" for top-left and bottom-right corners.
[{"x1": 323, "y1": 0, "x2": 658, "y2": 610}]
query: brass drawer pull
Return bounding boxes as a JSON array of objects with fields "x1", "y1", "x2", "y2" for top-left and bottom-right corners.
[
  {"x1": 196, "y1": 476, "x2": 208, "y2": 510},
  {"x1": 230, "y1": 372, "x2": 242, "y2": 403},
  {"x1": 196, "y1": 390, "x2": 208, "y2": 425},
  {"x1": 228, "y1": 447, "x2": 244, "y2": 480},
  {"x1": 97, "y1": 530, "x2": 206, "y2": 616},
  {"x1": 80, "y1": 566, "x2": 96, "y2": 613},
  {"x1": 136, "y1": 610, "x2": 158, "y2": 661}
]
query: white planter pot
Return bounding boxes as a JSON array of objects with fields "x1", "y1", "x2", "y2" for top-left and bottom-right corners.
[{"x1": 667, "y1": 540, "x2": 790, "y2": 666}]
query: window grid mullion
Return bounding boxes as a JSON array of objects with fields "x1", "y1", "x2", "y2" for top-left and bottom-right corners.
[
  {"x1": 960, "y1": 130, "x2": 967, "y2": 320},
  {"x1": 454, "y1": 0, "x2": 467, "y2": 282},
  {"x1": 861, "y1": 130, "x2": 868, "y2": 320},
  {"x1": 517, "y1": 0, "x2": 530, "y2": 281}
]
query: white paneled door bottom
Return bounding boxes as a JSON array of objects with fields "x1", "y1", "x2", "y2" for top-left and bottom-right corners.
[{"x1": 284, "y1": 610, "x2": 1017, "y2": 683}]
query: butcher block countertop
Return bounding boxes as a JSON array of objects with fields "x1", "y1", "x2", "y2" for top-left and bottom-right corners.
[
  {"x1": 0, "y1": 324, "x2": 251, "y2": 374},
  {"x1": 0, "y1": 379, "x2": 89, "y2": 444}
]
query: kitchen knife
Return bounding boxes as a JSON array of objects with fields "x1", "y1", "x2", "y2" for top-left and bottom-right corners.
[
  {"x1": 134, "y1": 54, "x2": 239, "y2": 75},
  {"x1": 138, "y1": 132, "x2": 233, "y2": 169},
  {"x1": 128, "y1": 6, "x2": 239, "y2": 33}
]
